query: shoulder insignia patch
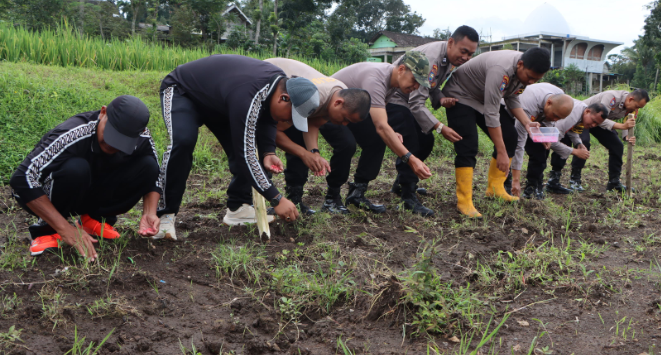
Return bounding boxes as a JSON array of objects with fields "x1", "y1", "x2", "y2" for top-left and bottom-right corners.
[
  {"x1": 429, "y1": 65, "x2": 438, "y2": 88},
  {"x1": 500, "y1": 75, "x2": 510, "y2": 92},
  {"x1": 609, "y1": 98, "x2": 616, "y2": 108}
]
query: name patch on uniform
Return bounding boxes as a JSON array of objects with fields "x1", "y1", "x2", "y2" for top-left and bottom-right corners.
[
  {"x1": 609, "y1": 98, "x2": 616, "y2": 108},
  {"x1": 500, "y1": 75, "x2": 510, "y2": 92},
  {"x1": 429, "y1": 65, "x2": 438, "y2": 88}
]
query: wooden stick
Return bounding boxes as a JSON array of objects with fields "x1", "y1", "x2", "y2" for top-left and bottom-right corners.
[{"x1": 625, "y1": 113, "x2": 635, "y2": 197}]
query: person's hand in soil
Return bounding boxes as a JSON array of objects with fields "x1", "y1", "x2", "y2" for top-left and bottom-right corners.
[
  {"x1": 274, "y1": 197, "x2": 299, "y2": 222},
  {"x1": 26, "y1": 195, "x2": 98, "y2": 261},
  {"x1": 408, "y1": 155, "x2": 432, "y2": 180},
  {"x1": 64, "y1": 221, "x2": 99, "y2": 261},
  {"x1": 302, "y1": 151, "x2": 330, "y2": 176},
  {"x1": 264, "y1": 154, "x2": 284, "y2": 174},
  {"x1": 138, "y1": 213, "x2": 160, "y2": 237}
]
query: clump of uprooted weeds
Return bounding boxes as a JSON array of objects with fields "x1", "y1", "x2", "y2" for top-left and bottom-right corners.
[{"x1": 397, "y1": 238, "x2": 483, "y2": 337}]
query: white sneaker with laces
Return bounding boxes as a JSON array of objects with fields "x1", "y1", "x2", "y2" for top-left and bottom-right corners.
[
  {"x1": 153, "y1": 214, "x2": 177, "y2": 240},
  {"x1": 223, "y1": 204, "x2": 275, "y2": 226}
]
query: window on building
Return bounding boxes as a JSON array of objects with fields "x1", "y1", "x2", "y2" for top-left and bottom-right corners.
[
  {"x1": 587, "y1": 45, "x2": 604, "y2": 61},
  {"x1": 569, "y1": 43, "x2": 587, "y2": 59}
]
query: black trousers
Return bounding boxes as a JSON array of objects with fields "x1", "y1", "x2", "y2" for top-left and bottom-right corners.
[
  {"x1": 283, "y1": 123, "x2": 356, "y2": 189},
  {"x1": 319, "y1": 113, "x2": 386, "y2": 184},
  {"x1": 524, "y1": 136, "x2": 551, "y2": 185},
  {"x1": 446, "y1": 103, "x2": 518, "y2": 168},
  {"x1": 550, "y1": 126, "x2": 623, "y2": 180},
  {"x1": 15, "y1": 156, "x2": 159, "y2": 239},
  {"x1": 387, "y1": 104, "x2": 435, "y2": 185},
  {"x1": 158, "y1": 86, "x2": 265, "y2": 214}
]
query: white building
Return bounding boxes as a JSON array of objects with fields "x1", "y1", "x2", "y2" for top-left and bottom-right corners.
[{"x1": 479, "y1": 3, "x2": 623, "y2": 93}]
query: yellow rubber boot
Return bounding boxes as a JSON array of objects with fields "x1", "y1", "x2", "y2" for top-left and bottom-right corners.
[
  {"x1": 456, "y1": 167, "x2": 482, "y2": 218},
  {"x1": 485, "y1": 158, "x2": 519, "y2": 202}
]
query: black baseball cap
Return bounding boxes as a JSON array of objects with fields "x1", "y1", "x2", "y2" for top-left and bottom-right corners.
[{"x1": 104, "y1": 95, "x2": 150, "y2": 154}]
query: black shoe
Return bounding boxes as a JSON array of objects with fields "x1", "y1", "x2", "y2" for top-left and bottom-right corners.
[
  {"x1": 545, "y1": 170, "x2": 572, "y2": 194},
  {"x1": 569, "y1": 170, "x2": 585, "y2": 192},
  {"x1": 504, "y1": 172, "x2": 513, "y2": 195},
  {"x1": 523, "y1": 182, "x2": 544, "y2": 200},
  {"x1": 391, "y1": 177, "x2": 427, "y2": 196},
  {"x1": 400, "y1": 183, "x2": 434, "y2": 217},
  {"x1": 285, "y1": 185, "x2": 316, "y2": 216},
  {"x1": 606, "y1": 179, "x2": 634, "y2": 193},
  {"x1": 321, "y1": 198, "x2": 349, "y2": 214},
  {"x1": 569, "y1": 179, "x2": 585, "y2": 192},
  {"x1": 321, "y1": 187, "x2": 348, "y2": 214},
  {"x1": 345, "y1": 182, "x2": 386, "y2": 213}
]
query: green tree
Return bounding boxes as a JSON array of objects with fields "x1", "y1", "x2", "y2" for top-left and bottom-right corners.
[
  {"x1": 563, "y1": 64, "x2": 585, "y2": 95},
  {"x1": 328, "y1": 0, "x2": 425, "y2": 43},
  {"x1": 10, "y1": 0, "x2": 66, "y2": 30},
  {"x1": 432, "y1": 27, "x2": 451, "y2": 40}
]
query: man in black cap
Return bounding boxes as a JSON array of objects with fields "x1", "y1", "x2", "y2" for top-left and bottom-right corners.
[
  {"x1": 10, "y1": 95, "x2": 162, "y2": 260},
  {"x1": 154, "y1": 55, "x2": 317, "y2": 238}
]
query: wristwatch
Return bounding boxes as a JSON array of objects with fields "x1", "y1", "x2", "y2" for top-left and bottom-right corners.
[
  {"x1": 310, "y1": 148, "x2": 320, "y2": 154},
  {"x1": 401, "y1": 152, "x2": 412, "y2": 163},
  {"x1": 270, "y1": 193, "x2": 283, "y2": 207},
  {"x1": 435, "y1": 122, "x2": 445, "y2": 134}
]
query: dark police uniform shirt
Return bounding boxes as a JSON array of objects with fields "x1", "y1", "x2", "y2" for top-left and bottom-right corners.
[
  {"x1": 10, "y1": 111, "x2": 161, "y2": 203},
  {"x1": 161, "y1": 55, "x2": 286, "y2": 200}
]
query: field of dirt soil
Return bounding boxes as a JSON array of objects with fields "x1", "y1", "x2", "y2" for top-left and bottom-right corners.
[{"x1": 1, "y1": 145, "x2": 661, "y2": 355}]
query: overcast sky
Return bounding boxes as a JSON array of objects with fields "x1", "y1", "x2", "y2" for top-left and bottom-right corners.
[{"x1": 407, "y1": 0, "x2": 651, "y2": 55}]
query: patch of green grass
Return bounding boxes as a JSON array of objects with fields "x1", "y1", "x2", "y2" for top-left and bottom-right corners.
[
  {"x1": 38, "y1": 284, "x2": 70, "y2": 330},
  {"x1": 400, "y1": 238, "x2": 483, "y2": 336},
  {"x1": 211, "y1": 240, "x2": 268, "y2": 284},
  {"x1": 64, "y1": 326, "x2": 114, "y2": 355},
  {"x1": 475, "y1": 236, "x2": 607, "y2": 294},
  {"x1": 86, "y1": 295, "x2": 139, "y2": 319},
  {"x1": 0, "y1": 22, "x2": 348, "y2": 75},
  {"x1": 0, "y1": 292, "x2": 23, "y2": 319},
  {"x1": 0, "y1": 325, "x2": 24, "y2": 351}
]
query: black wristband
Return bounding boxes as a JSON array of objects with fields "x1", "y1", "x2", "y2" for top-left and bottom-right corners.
[
  {"x1": 401, "y1": 152, "x2": 412, "y2": 163},
  {"x1": 310, "y1": 148, "x2": 320, "y2": 154}
]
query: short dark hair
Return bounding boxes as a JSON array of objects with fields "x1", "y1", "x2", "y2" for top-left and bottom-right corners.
[
  {"x1": 587, "y1": 103, "x2": 609, "y2": 119},
  {"x1": 338, "y1": 88, "x2": 371, "y2": 121},
  {"x1": 630, "y1": 89, "x2": 650, "y2": 103},
  {"x1": 278, "y1": 77, "x2": 289, "y2": 93},
  {"x1": 451, "y1": 25, "x2": 479, "y2": 43},
  {"x1": 521, "y1": 47, "x2": 551, "y2": 74}
]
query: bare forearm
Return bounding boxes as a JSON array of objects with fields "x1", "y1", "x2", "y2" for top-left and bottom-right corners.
[
  {"x1": 276, "y1": 131, "x2": 308, "y2": 158},
  {"x1": 487, "y1": 127, "x2": 507, "y2": 154},
  {"x1": 26, "y1": 196, "x2": 71, "y2": 232},
  {"x1": 512, "y1": 169, "x2": 521, "y2": 182},
  {"x1": 376, "y1": 125, "x2": 408, "y2": 157},
  {"x1": 510, "y1": 107, "x2": 531, "y2": 126},
  {"x1": 302, "y1": 125, "x2": 320, "y2": 151},
  {"x1": 142, "y1": 191, "x2": 161, "y2": 216}
]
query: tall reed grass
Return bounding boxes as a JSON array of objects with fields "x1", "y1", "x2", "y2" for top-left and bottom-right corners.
[{"x1": 0, "y1": 23, "x2": 347, "y2": 75}]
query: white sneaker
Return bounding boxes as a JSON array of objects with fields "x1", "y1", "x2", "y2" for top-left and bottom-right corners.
[
  {"x1": 153, "y1": 214, "x2": 177, "y2": 240},
  {"x1": 223, "y1": 204, "x2": 275, "y2": 226}
]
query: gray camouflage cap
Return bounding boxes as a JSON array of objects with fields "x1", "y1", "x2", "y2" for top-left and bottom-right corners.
[{"x1": 400, "y1": 51, "x2": 431, "y2": 89}]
